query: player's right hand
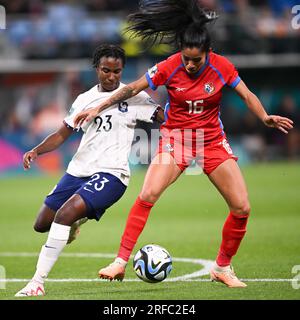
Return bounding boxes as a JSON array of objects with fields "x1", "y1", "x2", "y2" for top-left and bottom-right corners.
[
  {"x1": 263, "y1": 115, "x2": 294, "y2": 134},
  {"x1": 73, "y1": 108, "x2": 99, "y2": 128},
  {"x1": 23, "y1": 150, "x2": 38, "y2": 170}
]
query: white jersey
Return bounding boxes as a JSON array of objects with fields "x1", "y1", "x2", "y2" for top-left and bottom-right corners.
[{"x1": 64, "y1": 83, "x2": 158, "y2": 186}]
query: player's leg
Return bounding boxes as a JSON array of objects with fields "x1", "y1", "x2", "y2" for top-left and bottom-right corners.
[
  {"x1": 99, "y1": 152, "x2": 183, "y2": 280},
  {"x1": 33, "y1": 204, "x2": 56, "y2": 233},
  {"x1": 33, "y1": 202, "x2": 87, "y2": 243},
  {"x1": 15, "y1": 194, "x2": 88, "y2": 297},
  {"x1": 46, "y1": 172, "x2": 126, "y2": 284},
  {"x1": 33, "y1": 193, "x2": 88, "y2": 282},
  {"x1": 118, "y1": 153, "x2": 182, "y2": 258},
  {"x1": 34, "y1": 173, "x2": 90, "y2": 242},
  {"x1": 208, "y1": 158, "x2": 250, "y2": 288}
]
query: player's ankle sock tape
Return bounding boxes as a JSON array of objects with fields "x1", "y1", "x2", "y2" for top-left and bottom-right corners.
[
  {"x1": 48, "y1": 222, "x2": 71, "y2": 241},
  {"x1": 34, "y1": 223, "x2": 71, "y2": 281}
]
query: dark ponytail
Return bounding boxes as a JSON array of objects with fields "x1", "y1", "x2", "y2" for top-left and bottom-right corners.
[{"x1": 126, "y1": 0, "x2": 218, "y2": 52}]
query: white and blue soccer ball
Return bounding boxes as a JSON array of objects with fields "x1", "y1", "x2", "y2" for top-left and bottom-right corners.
[{"x1": 133, "y1": 244, "x2": 172, "y2": 283}]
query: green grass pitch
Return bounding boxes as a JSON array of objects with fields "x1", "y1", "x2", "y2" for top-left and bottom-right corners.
[{"x1": 0, "y1": 162, "x2": 300, "y2": 300}]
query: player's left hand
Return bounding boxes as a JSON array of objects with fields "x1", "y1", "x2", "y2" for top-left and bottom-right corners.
[
  {"x1": 263, "y1": 115, "x2": 294, "y2": 134},
  {"x1": 73, "y1": 108, "x2": 99, "y2": 128}
]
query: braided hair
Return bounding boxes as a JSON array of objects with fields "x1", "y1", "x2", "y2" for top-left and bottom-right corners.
[
  {"x1": 92, "y1": 44, "x2": 126, "y2": 68},
  {"x1": 126, "y1": 0, "x2": 218, "y2": 52}
]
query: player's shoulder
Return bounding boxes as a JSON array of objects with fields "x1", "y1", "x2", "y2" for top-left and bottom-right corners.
[
  {"x1": 165, "y1": 52, "x2": 182, "y2": 65},
  {"x1": 77, "y1": 83, "x2": 125, "y2": 103},
  {"x1": 73, "y1": 85, "x2": 98, "y2": 104},
  {"x1": 209, "y1": 51, "x2": 236, "y2": 71},
  {"x1": 157, "y1": 52, "x2": 182, "y2": 72}
]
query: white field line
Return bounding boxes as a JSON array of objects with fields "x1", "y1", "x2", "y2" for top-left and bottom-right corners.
[
  {"x1": 1, "y1": 278, "x2": 294, "y2": 283},
  {"x1": 0, "y1": 252, "x2": 293, "y2": 283},
  {"x1": 0, "y1": 252, "x2": 213, "y2": 282}
]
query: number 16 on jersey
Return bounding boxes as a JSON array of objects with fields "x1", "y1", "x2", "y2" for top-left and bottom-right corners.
[{"x1": 187, "y1": 100, "x2": 204, "y2": 114}]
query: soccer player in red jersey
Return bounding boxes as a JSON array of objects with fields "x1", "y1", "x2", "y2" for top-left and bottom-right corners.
[{"x1": 74, "y1": 0, "x2": 293, "y2": 287}]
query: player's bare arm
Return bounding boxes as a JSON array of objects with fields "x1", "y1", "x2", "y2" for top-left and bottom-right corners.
[
  {"x1": 107, "y1": 76, "x2": 149, "y2": 107},
  {"x1": 155, "y1": 108, "x2": 165, "y2": 123},
  {"x1": 234, "y1": 80, "x2": 294, "y2": 134},
  {"x1": 23, "y1": 124, "x2": 73, "y2": 170},
  {"x1": 74, "y1": 75, "x2": 149, "y2": 127}
]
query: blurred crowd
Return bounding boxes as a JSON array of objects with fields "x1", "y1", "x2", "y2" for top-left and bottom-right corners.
[
  {"x1": 0, "y1": 0, "x2": 299, "y2": 59},
  {"x1": 222, "y1": 91, "x2": 300, "y2": 161},
  {"x1": 2, "y1": 0, "x2": 138, "y2": 14},
  {"x1": 0, "y1": 68, "x2": 299, "y2": 162},
  {"x1": 0, "y1": 0, "x2": 299, "y2": 166}
]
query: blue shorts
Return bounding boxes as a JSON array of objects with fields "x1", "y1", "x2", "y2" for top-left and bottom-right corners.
[{"x1": 44, "y1": 172, "x2": 127, "y2": 221}]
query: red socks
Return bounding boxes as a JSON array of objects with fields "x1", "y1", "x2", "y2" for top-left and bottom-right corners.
[
  {"x1": 117, "y1": 197, "x2": 154, "y2": 261},
  {"x1": 216, "y1": 211, "x2": 249, "y2": 267},
  {"x1": 117, "y1": 202, "x2": 248, "y2": 266}
]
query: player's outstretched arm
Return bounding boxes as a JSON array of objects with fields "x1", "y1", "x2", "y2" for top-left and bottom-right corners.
[
  {"x1": 155, "y1": 108, "x2": 165, "y2": 123},
  {"x1": 234, "y1": 80, "x2": 294, "y2": 134},
  {"x1": 23, "y1": 124, "x2": 73, "y2": 170},
  {"x1": 73, "y1": 75, "x2": 149, "y2": 128}
]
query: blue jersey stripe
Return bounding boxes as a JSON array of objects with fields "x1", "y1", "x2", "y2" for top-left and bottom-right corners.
[
  {"x1": 229, "y1": 76, "x2": 241, "y2": 88},
  {"x1": 208, "y1": 64, "x2": 226, "y2": 85},
  {"x1": 165, "y1": 64, "x2": 184, "y2": 86},
  {"x1": 163, "y1": 96, "x2": 171, "y2": 124},
  {"x1": 218, "y1": 110, "x2": 225, "y2": 135},
  {"x1": 145, "y1": 72, "x2": 157, "y2": 90}
]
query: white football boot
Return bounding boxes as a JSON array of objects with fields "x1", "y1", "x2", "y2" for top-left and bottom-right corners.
[{"x1": 15, "y1": 280, "x2": 45, "y2": 297}]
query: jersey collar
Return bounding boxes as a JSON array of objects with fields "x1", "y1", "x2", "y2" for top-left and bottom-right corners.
[{"x1": 186, "y1": 53, "x2": 210, "y2": 79}]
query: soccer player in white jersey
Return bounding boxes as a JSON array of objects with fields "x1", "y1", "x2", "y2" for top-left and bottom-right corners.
[{"x1": 15, "y1": 44, "x2": 163, "y2": 297}]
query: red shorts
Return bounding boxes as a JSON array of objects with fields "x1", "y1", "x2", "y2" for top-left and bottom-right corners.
[{"x1": 157, "y1": 128, "x2": 238, "y2": 175}]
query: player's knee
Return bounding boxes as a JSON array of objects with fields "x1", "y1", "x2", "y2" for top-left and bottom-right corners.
[
  {"x1": 231, "y1": 200, "x2": 251, "y2": 216},
  {"x1": 139, "y1": 189, "x2": 160, "y2": 203},
  {"x1": 33, "y1": 222, "x2": 49, "y2": 233},
  {"x1": 54, "y1": 208, "x2": 72, "y2": 225},
  {"x1": 55, "y1": 201, "x2": 81, "y2": 226}
]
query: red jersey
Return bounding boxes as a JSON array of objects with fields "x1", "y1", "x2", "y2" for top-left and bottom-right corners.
[{"x1": 145, "y1": 51, "x2": 241, "y2": 143}]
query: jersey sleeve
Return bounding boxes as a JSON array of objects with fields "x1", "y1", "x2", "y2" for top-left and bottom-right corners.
[
  {"x1": 63, "y1": 95, "x2": 84, "y2": 129},
  {"x1": 130, "y1": 91, "x2": 160, "y2": 122},
  {"x1": 145, "y1": 59, "x2": 170, "y2": 90},
  {"x1": 222, "y1": 57, "x2": 241, "y2": 88}
]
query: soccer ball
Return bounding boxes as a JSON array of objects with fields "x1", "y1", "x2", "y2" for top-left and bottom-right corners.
[{"x1": 133, "y1": 244, "x2": 172, "y2": 283}]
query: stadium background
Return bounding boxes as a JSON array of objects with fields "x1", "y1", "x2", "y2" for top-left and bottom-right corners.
[{"x1": 0, "y1": 0, "x2": 299, "y2": 300}]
